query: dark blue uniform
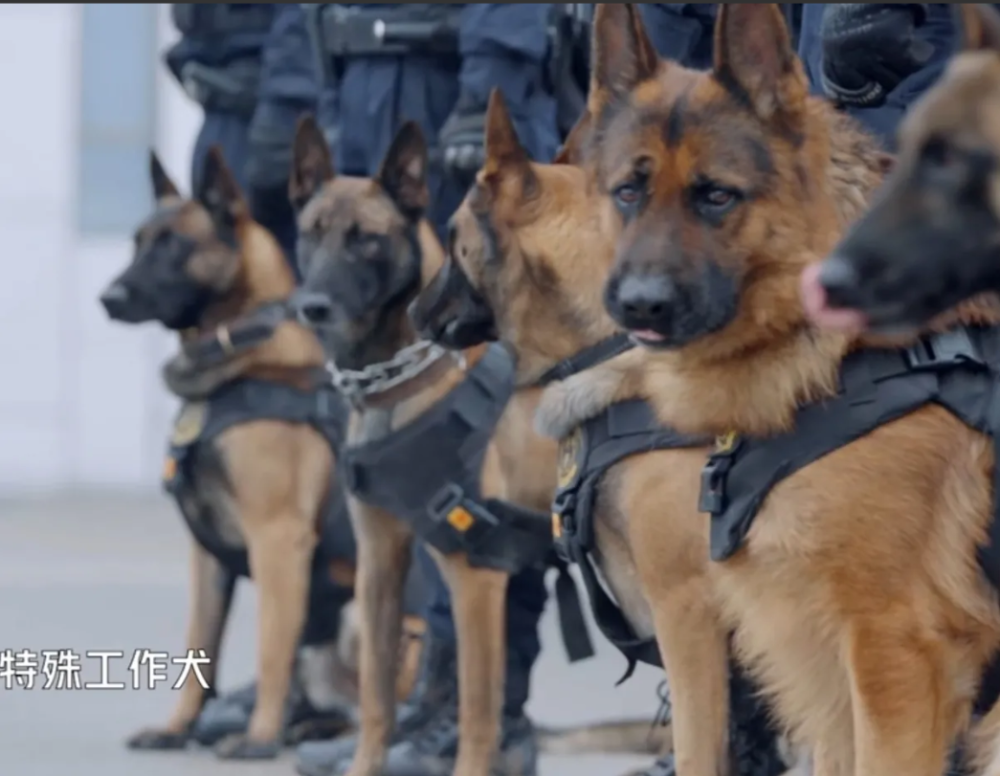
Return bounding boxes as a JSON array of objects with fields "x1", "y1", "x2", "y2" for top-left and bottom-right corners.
[{"x1": 166, "y1": 3, "x2": 318, "y2": 263}]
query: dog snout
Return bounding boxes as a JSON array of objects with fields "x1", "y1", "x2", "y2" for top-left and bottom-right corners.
[
  {"x1": 612, "y1": 274, "x2": 676, "y2": 330},
  {"x1": 294, "y1": 291, "x2": 334, "y2": 326},
  {"x1": 99, "y1": 282, "x2": 131, "y2": 319},
  {"x1": 816, "y1": 255, "x2": 862, "y2": 308}
]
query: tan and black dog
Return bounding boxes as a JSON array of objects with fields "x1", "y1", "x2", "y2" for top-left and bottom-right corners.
[
  {"x1": 803, "y1": 4, "x2": 1000, "y2": 335},
  {"x1": 409, "y1": 72, "x2": 796, "y2": 776},
  {"x1": 287, "y1": 114, "x2": 609, "y2": 776},
  {"x1": 100, "y1": 148, "x2": 424, "y2": 760},
  {"x1": 550, "y1": 3, "x2": 1000, "y2": 775}
]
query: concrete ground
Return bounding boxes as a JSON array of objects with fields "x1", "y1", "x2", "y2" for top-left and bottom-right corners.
[{"x1": 0, "y1": 491, "x2": 667, "y2": 776}]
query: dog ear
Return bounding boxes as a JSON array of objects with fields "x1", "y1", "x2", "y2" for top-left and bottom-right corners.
[
  {"x1": 197, "y1": 146, "x2": 248, "y2": 238},
  {"x1": 377, "y1": 121, "x2": 429, "y2": 220},
  {"x1": 290, "y1": 114, "x2": 335, "y2": 212},
  {"x1": 960, "y1": 4, "x2": 1000, "y2": 52},
  {"x1": 149, "y1": 150, "x2": 180, "y2": 200},
  {"x1": 589, "y1": 4, "x2": 659, "y2": 118},
  {"x1": 483, "y1": 89, "x2": 530, "y2": 176},
  {"x1": 713, "y1": 3, "x2": 808, "y2": 127},
  {"x1": 553, "y1": 109, "x2": 593, "y2": 167}
]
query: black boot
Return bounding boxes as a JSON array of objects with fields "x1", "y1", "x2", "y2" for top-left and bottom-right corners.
[
  {"x1": 726, "y1": 661, "x2": 787, "y2": 776},
  {"x1": 295, "y1": 632, "x2": 457, "y2": 776},
  {"x1": 192, "y1": 681, "x2": 257, "y2": 746}
]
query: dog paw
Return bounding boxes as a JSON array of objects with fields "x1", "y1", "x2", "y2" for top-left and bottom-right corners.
[
  {"x1": 125, "y1": 726, "x2": 191, "y2": 751},
  {"x1": 214, "y1": 733, "x2": 282, "y2": 760}
]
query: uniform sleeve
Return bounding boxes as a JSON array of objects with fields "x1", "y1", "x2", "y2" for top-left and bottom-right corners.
[
  {"x1": 456, "y1": 3, "x2": 559, "y2": 162},
  {"x1": 458, "y1": 4, "x2": 553, "y2": 109},
  {"x1": 638, "y1": 4, "x2": 718, "y2": 69}
]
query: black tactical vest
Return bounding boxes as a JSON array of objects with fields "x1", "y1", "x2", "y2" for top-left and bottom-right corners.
[
  {"x1": 552, "y1": 399, "x2": 708, "y2": 680},
  {"x1": 339, "y1": 343, "x2": 594, "y2": 662},
  {"x1": 163, "y1": 377, "x2": 349, "y2": 579},
  {"x1": 697, "y1": 324, "x2": 1000, "y2": 712}
]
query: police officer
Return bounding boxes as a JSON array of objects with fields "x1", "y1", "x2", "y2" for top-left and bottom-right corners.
[
  {"x1": 165, "y1": 3, "x2": 318, "y2": 265},
  {"x1": 295, "y1": 5, "x2": 562, "y2": 776}
]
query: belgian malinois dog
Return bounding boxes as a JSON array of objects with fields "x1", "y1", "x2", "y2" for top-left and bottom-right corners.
[
  {"x1": 288, "y1": 115, "x2": 562, "y2": 776},
  {"x1": 99, "y1": 148, "x2": 422, "y2": 759},
  {"x1": 555, "y1": 3, "x2": 1000, "y2": 775},
  {"x1": 802, "y1": 4, "x2": 1000, "y2": 335},
  {"x1": 410, "y1": 56, "x2": 793, "y2": 776}
]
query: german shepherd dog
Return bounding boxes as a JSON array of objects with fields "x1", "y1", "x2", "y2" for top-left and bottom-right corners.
[
  {"x1": 408, "y1": 32, "x2": 792, "y2": 776},
  {"x1": 99, "y1": 148, "x2": 422, "y2": 759},
  {"x1": 802, "y1": 4, "x2": 1000, "y2": 336},
  {"x1": 552, "y1": 3, "x2": 1000, "y2": 775},
  {"x1": 289, "y1": 115, "x2": 561, "y2": 776}
]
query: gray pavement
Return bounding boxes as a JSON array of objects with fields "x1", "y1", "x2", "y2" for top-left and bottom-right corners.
[{"x1": 0, "y1": 490, "x2": 666, "y2": 776}]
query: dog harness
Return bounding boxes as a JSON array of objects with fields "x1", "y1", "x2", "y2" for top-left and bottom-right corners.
[
  {"x1": 552, "y1": 398, "x2": 708, "y2": 680},
  {"x1": 339, "y1": 342, "x2": 595, "y2": 661},
  {"x1": 698, "y1": 324, "x2": 1000, "y2": 711},
  {"x1": 163, "y1": 376, "x2": 357, "y2": 644}
]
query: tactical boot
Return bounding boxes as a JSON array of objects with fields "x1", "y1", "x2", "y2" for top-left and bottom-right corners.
[
  {"x1": 727, "y1": 661, "x2": 787, "y2": 776},
  {"x1": 192, "y1": 681, "x2": 257, "y2": 746},
  {"x1": 379, "y1": 704, "x2": 538, "y2": 776},
  {"x1": 296, "y1": 633, "x2": 457, "y2": 776}
]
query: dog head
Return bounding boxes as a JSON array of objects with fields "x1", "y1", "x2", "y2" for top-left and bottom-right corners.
[
  {"x1": 409, "y1": 90, "x2": 621, "y2": 383},
  {"x1": 593, "y1": 3, "x2": 884, "y2": 359},
  {"x1": 804, "y1": 4, "x2": 1000, "y2": 335},
  {"x1": 290, "y1": 116, "x2": 432, "y2": 370},
  {"x1": 100, "y1": 149, "x2": 250, "y2": 331}
]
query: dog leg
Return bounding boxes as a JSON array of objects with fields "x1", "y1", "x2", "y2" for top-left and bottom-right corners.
[
  {"x1": 345, "y1": 505, "x2": 412, "y2": 776},
  {"x1": 847, "y1": 616, "x2": 956, "y2": 776},
  {"x1": 649, "y1": 576, "x2": 730, "y2": 776},
  {"x1": 127, "y1": 539, "x2": 236, "y2": 750},
  {"x1": 215, "y1": 514, "x2": 314, "y2": 760},
  {"x1": 436, "y1": 552, "x2": 510, "y2": 776}
]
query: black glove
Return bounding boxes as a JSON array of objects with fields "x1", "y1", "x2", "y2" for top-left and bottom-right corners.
[
  {"x1": 820, "y1": 4, "x2": 935, "y2": 108},
  {"x1": 437, "y1": 91, "x2": 488, "y2": 185}
]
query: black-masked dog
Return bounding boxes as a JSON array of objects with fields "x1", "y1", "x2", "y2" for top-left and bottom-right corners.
[
  {"x1": 802, "y1": 4, "x2": 1000, "y2": 334},
  {"x1": 410, "y1": 81, "x2": 795, "y2": 776},
  {"x1": 100, "y1": 148, "x2": 424, "y2": 760},
  {"x1": 288, "y1": 115, "x2": 589, "y2": 776}
]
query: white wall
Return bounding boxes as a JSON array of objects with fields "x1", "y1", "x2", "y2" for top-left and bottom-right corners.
[{"x1": 0, "y1": 4, "x2": 202, "y2": 495}]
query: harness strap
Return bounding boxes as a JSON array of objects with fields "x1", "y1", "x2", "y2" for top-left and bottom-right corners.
[{"x1": 535, "y1": 333, "x2": 636, "y2": 386}]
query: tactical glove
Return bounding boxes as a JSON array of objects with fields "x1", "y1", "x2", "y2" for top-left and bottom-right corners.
[
  {"x1": 820, "y1": 4, "x2": 934, "y2": 108},
  {"x1": 437, "y1": 91, "x2": 488, "y2": 185}
]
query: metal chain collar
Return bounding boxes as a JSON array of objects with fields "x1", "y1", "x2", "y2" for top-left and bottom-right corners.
[{"x1": 326, "y1": 340, "x2": 465, "y2": 407}]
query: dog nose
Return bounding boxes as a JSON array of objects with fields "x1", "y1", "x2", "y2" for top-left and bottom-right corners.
[
  {"x1": 294, "y1": 291, "x2": 334, "y2": 326},
  {"x1": 816, "y1": 256, "x2": 861, "y2": 307},
  {"x1": 99, "y1": 282, "x2": 130, "y2": 316},
  {"x1": 615, "y1": 275, "x2": 675, "y2": 328}
]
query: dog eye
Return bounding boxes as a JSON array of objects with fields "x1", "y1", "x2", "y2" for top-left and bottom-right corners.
[
  {"x1": 691, "y1": 183, "x2": 741, "y2": 219},
  {"x1": 922, "y1": 136, "x2": 954, "y2": 169},
  {"x1": 612, "y1": 182, "x2": 643, "y2": 211}
]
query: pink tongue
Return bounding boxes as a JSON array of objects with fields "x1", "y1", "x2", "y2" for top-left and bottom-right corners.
[
  {"x1": 800, "y1": 263, "x2": 869, "y2": 333},
  {"x1": 630, "y1": 329, "x2": 666, "y2": 341}
]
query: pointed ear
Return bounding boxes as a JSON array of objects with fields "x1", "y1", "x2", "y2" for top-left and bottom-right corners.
[
  {"x1": 150, "y1": 150, "x2": 180, "y2": 200},
  {"x1": 553, "y1": 109, "x2": 593, "y2": 167},
  {"x1": 290, "y1": 114, "x2": 335, "y2": 212},
  {"x1": 713, "y1": 3, "x2": 807, "y2": 126},
  {"x1": 589, "y1": 3, "x2": 660, "y2": 118},
  {"x1": 960, "y1": 3, "x2": 1000, "y2": 52},
  {"x1": 376, "y1": 121, "x2": 429, "y2": 220},
  {"x1": 482, "y1": 89, "x2": 530, "y2": 176},
  {"x1": 197, "y1": 146, "x2": 248, "y2": 237}
]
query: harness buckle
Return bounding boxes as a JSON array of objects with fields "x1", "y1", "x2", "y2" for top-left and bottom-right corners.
[
  {"x1": 698, "y1": 451, "x2": 735, "y2": 516},
  {"x1": 904, "y1": 327, "x2": 983, "y2": 371},
  {"x1": 427, "y1": 484, "x2": 499, "y2": 542}
]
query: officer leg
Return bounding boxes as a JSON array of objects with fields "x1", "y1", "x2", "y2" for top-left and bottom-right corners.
[{"x1": 191, "y1": 110, "x2": 252, "y2": 195}]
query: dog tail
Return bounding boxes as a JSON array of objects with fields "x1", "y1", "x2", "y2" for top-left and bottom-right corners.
[{"x1": 536, "y1": 719, "x2": 672, "y2": 756}]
